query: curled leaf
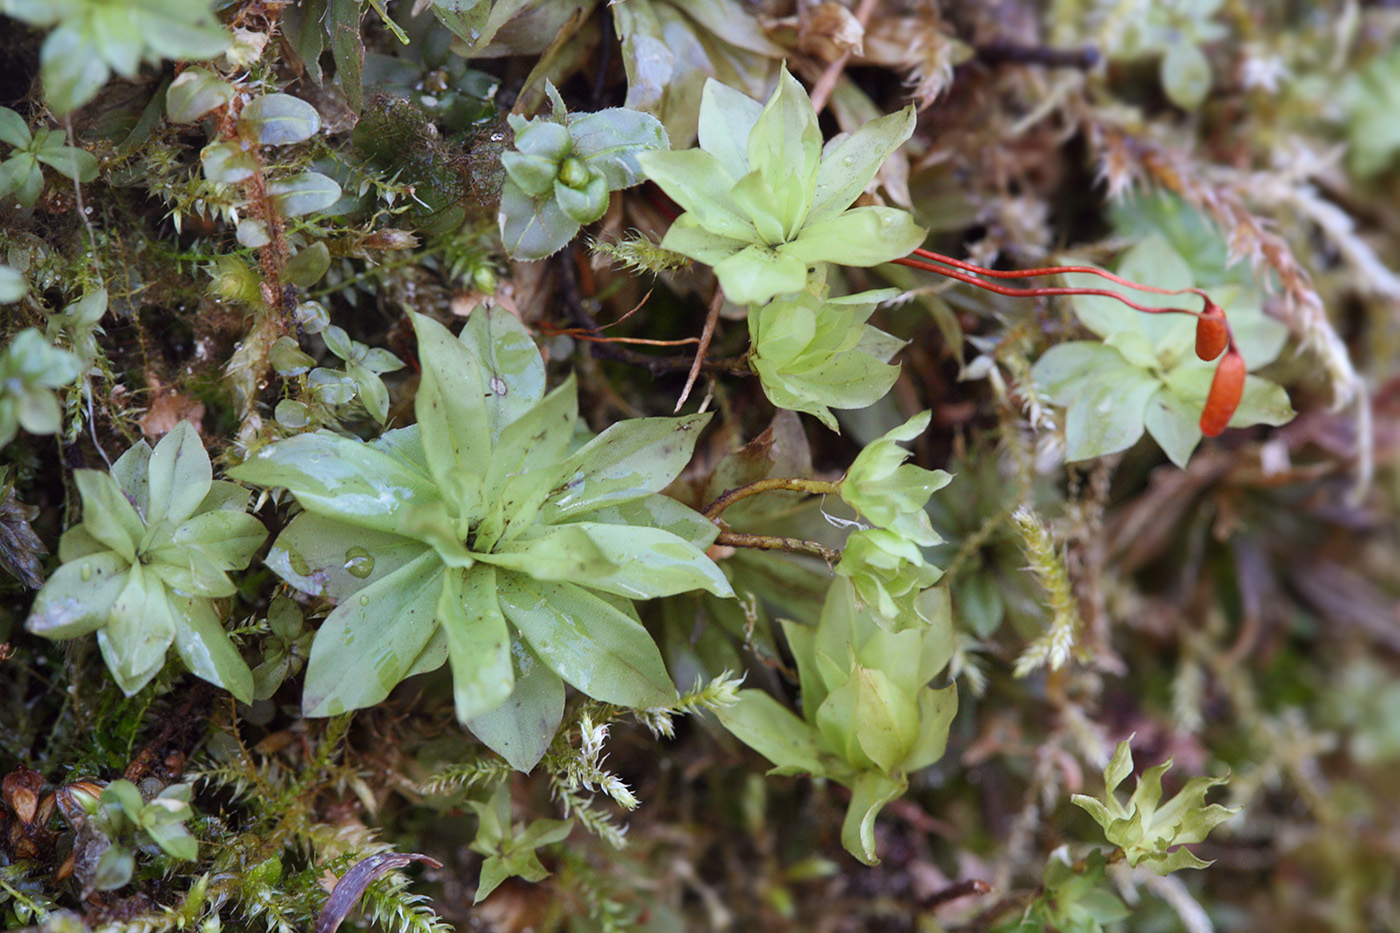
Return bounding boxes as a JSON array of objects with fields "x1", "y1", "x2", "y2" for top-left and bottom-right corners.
[{"x1": 315, "y1": 853, "x2": 443, "y2": 933}]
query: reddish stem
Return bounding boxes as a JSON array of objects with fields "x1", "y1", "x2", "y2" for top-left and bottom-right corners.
[
  {"x1": 911, "y1": 247, "x2": 1211, "y2": 301},
  {"x1": 896, "y1": 248, "x2": 1248, "y2": 433},
  {"x1": 893, "y1": 256, "x2": 1202, "y2": 319}
]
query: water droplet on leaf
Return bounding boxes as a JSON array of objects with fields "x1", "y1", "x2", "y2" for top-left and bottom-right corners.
[{"x1": 343, "y1": 547, "x2": 375, "y2": 579}]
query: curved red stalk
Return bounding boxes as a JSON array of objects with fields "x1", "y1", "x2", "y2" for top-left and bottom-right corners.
[{"x1": 896, "y1": 248, "x2": 1246, "y2": 442}]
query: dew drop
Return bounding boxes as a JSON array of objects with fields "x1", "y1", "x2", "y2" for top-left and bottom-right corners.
[
  {"x1": 80, "y1": 564, "x2": 93, "y2": 582},
  {"x1": 359, "y1": 595, "x2": 370, "y2": 606},
  {"x1": 343, "y1": 546, "x2": 375, "y2": 579},
  {"x1": 842, "y1": 155, "x2": 855, "y2": 166},
  {"x1": 490, "y1": 375, "x2": 507, "y2": 396}
]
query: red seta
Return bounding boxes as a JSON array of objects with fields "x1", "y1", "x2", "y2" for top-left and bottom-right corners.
[{"x1": 893, "y1": 248, "x2": 1244, "y2": 438}]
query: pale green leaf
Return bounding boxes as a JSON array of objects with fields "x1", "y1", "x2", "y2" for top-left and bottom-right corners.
[
  {"x1": 782, "y1": 206, "x2": 925, "y2": 268},
  {"x1": 464, "y1": 636, "x2": 564, "y2": 772},
  {"x1": 439, "y1": 566, "x2": 514, "y2": 721},
  {"x1": 541, "y1": 412, "x2": 711, "y2": 521},
  {"x1": 498, "y1": 574, "x2": 677, "y2": 708},
  {"x1": 266, "y1": 513, "x2": 428, "y2": 601},
  {"x1": 301, "y1": 550, "x2": 447, "y2": 716},
  {"x1": 746, "y1": 66, "x2": 821, "y2": 237},
  {"x1": 1104, "y1": 738, "x2": 1135, "y2": 796},
  {"x1": 807, "y1": 106, "x2": 915, "y2": 225},
  {"x1": 494, "y1": 522, "x2": 731, "y2": 599},
  {"x1": 284, "y1": 241, "x2": 332, "y2": 288},
  {"x1": 840, "y1": 771, "x2": 906, "y2": 865},
  {"x1": 1143, "y1": 386, "x2": 1202, "y2": 468},
  {"x1": 145, "y1": 421, "x2": 212, "y2": 527},
  {"x1": 0, "y1": 264, "x2": 26, "y2": 302},
  {"x1": 636, "y1": 148, "x2": 757, "y2": 242},
  {"x1": 165, "y1": 66, "x2": 234, "y2": 123},
  {"x1": 1062, "y1": 367, "x2": 1161, "y2": 462},
  {"x1": 460, "y1": 304, "x2": 548, "y2": 441},
  {"x1": 268, "y1": 171, "x2": 341, "y2": 217},
  {"x1": 99, "y1": 567, "x2": 175, "y2": 695},
  {"x1": 717, "y1": 689, "x2": 826, "y2": 776},
  {"x1": 902, "y1": 683, "x2": 958, "y2": 771},
  {"x1": 696, "y1": 78, "x2": 763, "y2": 180},
  {"x1": 849, "y1": 666, "x2": 920, "y2": 773},
  {"x1": 40, "y1": 23, "x2": 112, "y2": 114},
  {"x1": 569, "y1": 107, "x2": 668, "y2": 189},
  {"x1": 34, "y1": 145, "x2": 98, "y2": 182},
  {"x1": 657, "y1": 213, "x2": 750, "y2": 264},
  {"x1": 0, "y1": 107, "x2": 32, "y2": 148},
  {"x1": 576, "y1": 494, "x2": 720, "y2": 549},
  {"x1": 1161, "y1": 40, "x2": 1212, "y2": 109},
  {"x1": 230, "y1": 432, "x2": 441, "y2": 534},
  {"x1": 146, "y1": 545, "x2": 235, "y2": 598},
  {"x1": 25, "y1": 551, "x2": 130, "y2": 640},
  {"x1": 172, "y1": 595, "x2": 254, "y2": 702},
  {"x1": 1031, "y1": 341, "x2": 1126, "y2": 404},
  {"x1": 712, "y1": 244, "x2": 808, "y2": 305},
  {"x1": 499, "y1": 176, "x2": 578, "y2": 260},
  {"x1": 240, "y1": 93, "x2": 321, "y2": 146},
  {"x1": 74, "y1": 470, "x2": 145, "y2": 561}
]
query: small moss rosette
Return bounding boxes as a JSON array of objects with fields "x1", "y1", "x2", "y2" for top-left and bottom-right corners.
[{"x1": 26, "y1": 421, "x2": 268, "y2": 700}]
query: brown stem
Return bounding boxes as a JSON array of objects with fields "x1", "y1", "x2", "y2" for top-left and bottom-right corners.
[
  {"x1": 555, "y1": 255, "x2": 750, "y2": 376},
  {"x1": 701, "y1": 477, "x2": 842, "y2": 521},
  {"x1": 920, "y1": 878, "x2": 993, "y2": 909},
  {"x1": 676, "y1": 287, "x2": 724, "y2": 412},
  {"x1": 715, "y1": 530, "x2": 841, "y2": 565},
  {"x1": 974, "y1": 41, "x2": 1100, "y2": 70}
]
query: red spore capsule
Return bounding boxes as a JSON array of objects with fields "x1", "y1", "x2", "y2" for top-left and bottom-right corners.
[
  {"x1": 1200, "y1": 348, "x2": 1245, "y2": 437},
  {"x1": 1195, "y1": 299, "x2": 1229, "y2": 362}
]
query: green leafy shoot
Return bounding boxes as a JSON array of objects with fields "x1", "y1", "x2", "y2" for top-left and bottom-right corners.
[
  {"x1": 467, "y1": 783, "x2": 573, "y2": 903},
  {"x1": 0, "y1": 329, "x2": 83, "y2": 451},
  {"x1": 231, "y1": 307, "x2": 733, "y2": 771},
  {"x1": 250, "y1": 595, "x2": 313, "y2": 700},
  {"x1": 45, "y1": 287, "x2": 107, "y2": 365},
  {"x1": 637, "y1": 65, "x2": 926, "y2": 305},
  {"x1": 320, "y1": 324, "x2": 405, "y2": 425},
  {"x1": 25, "y1": 421, "x2": 268, "y2": 700},
  {"x1": 719, "y1": 579, "x2": 957, "y2": 864},
  {"x1": 0, "y1": 0, "x2": 230, "y2": 114},
  {"x1": 995, "y1": 848, "x2": 1129, "y2": 933},
  {"x1": 1072, "y1": 737, "x2": 1238, "y2": 875},
  {"x1": 0, "y1": 106, "x2": 98, "y2": 207},
  {"x1": 77, "y1": 780, "x2": 200, "y2": 892},
  {"x1": 747, "y1": 287, "x2": 906, "y2": 431},
  {"x1": 500, "y1": 83, "x2": 668, "y2": 260}
]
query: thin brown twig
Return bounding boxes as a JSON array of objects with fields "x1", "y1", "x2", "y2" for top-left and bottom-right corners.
[
  {"x1": 715, "y1": 530, "x2": 841, "y2": 565},
  {"x1": 701, "y1": 476, "x2": 842, "y2": 522},
  {"x1": 554, "y1": 253, "x2": 749, "y2": 376},
  {"x1": 676, "y1": 287, "x2": 724, "y2": 412},
  {"x1": 808, "y1": 0, "x2": 881, "y2": 113}
]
